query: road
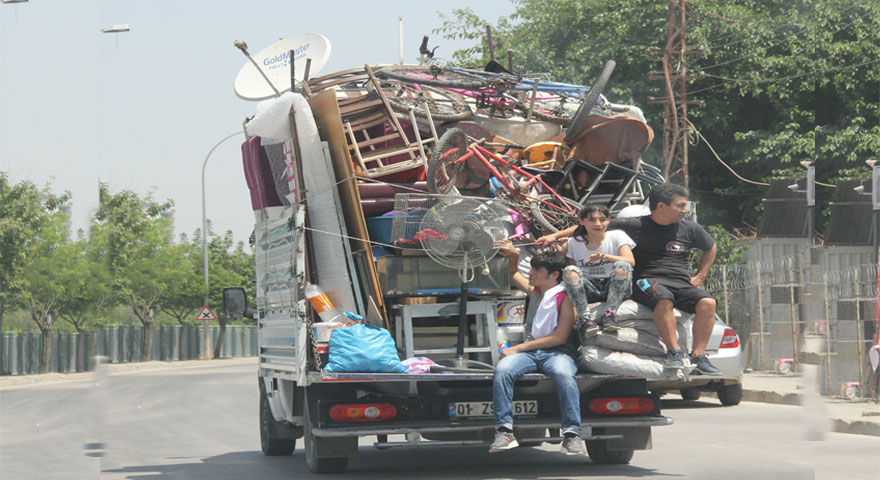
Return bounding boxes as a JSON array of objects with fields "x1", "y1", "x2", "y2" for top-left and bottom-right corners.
[{"x1": 2, "y1": 359, "x2": 878, "y2": 480}]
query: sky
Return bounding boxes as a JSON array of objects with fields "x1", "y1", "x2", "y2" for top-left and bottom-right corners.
[{"x1": 0, "y1": 0, "x2": 515, "y2": 244}]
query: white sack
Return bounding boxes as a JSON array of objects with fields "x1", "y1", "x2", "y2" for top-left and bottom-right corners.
[
  {"x1": 582, "y1": 327, "x2": 667, "y2": 357},
  {"x1": 578, "y1": 345, "x2": 685, "y2": 381},
  {"x1": 245, "y1": 92, "x2": 296, "y2": 144}
]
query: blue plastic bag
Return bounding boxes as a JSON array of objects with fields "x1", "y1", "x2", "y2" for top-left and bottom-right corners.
[{"x1": 324, "y1": 322, "x2": 406, "y2": 373}]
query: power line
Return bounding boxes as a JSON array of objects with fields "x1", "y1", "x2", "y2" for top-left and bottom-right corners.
[
  {"x1": 702, "y1": 58, "x2": 879, "y2": 85},
  {"x1": 698, "y1": 6, "x2": 873, "y2": 72},
  {"x1": 689, "y1": 122, "x2": 769, "y2": 186},
  {"x1": 689, "y1": 121, "x2": 838, "y2": 188},
  {"x1": 698, "y1": 3, "x2": 864, "y2": 53},
  {"x1": 654, "y1": 57, "x2": 879, "y2": 101}
]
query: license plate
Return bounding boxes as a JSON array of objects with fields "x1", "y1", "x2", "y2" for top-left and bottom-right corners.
[{"x1": 448, "y1": 400, "x2": 538, "y2": 418}]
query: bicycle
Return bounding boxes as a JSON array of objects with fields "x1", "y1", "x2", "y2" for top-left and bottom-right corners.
[
  {"x1": 373, "y1": 78, "x2": 473, "y2": 122},
  {"x1": 378, "y1": 61, "x2": 616, "y2": 127},
  {"x1": 428, "y1": 128, "x2": 583, "y2": 233}
]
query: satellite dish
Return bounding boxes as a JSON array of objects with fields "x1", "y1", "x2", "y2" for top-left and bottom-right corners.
[{"x1": 234, "y1": 33, "x2": 331, "y2": 101}]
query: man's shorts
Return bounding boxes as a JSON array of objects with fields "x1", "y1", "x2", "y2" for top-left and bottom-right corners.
[{"x1": 631, "y1": 277, "x2": 714, "y2": 314}]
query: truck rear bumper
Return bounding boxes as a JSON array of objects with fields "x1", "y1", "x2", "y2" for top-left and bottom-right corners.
[{"x1": 312, "y1": 415, "x2": 673, "y2": 437}]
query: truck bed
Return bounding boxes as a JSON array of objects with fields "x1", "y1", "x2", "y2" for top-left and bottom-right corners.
[{"x1": 311, "y1": 371, "x2": 624, "y2": 382}]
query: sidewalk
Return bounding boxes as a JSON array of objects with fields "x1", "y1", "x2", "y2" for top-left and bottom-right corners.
[
  {"x1": 0, "y1": 356, "x2": 258, "y2": 389},
  {"x1": 713, "y1": 370, "x2": 880, "y2": 437}
]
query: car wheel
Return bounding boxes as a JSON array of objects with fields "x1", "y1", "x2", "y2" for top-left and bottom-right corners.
[
  {"x1": 718, "y1": 382, "x2": 743, "y2": 406},
  {"x1": 680, "y1": 388, "x2": 702, "y2": 401},
  {"x1": 260, "y1": 381, "x2": 296, "y2": 456},
  {"x1": 586, "y1": 440, "x2": 634, "y2": 464}
]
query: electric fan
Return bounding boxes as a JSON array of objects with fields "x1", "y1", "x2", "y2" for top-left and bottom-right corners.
[{"x1": 418, "y1": 195, "x2": 509, "y2": 370}]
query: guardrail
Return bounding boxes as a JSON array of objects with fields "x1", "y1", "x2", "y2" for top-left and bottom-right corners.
[{"x1": 1, "y1": 325, "x2": 257, "y2": 376}]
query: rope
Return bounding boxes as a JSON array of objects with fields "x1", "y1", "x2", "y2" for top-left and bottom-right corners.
[
  {"x1": 690, "y1": 122, "x2": 836, "y2": 188},
  {"x1": 300, "y1": 224, "x2": 537, "y2": 251}
]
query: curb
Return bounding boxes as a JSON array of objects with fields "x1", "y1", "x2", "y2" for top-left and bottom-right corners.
[
  {"x1": 707, "y1": 388, "x2": 880, "y2": 437},
  {"x1": 831, "y1": 419, "x2": 880, "y2": 437},
  {"x1": 741, "y1": 388, "x2": 801, "y2": 406},
  {"x1": 0, "y1": 356, "x2": 258, "y2": 388}
]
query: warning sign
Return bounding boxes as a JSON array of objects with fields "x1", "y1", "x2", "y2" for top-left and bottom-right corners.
[{"x1": 196, "y1": 305, "x2": 217, "y2": 321}]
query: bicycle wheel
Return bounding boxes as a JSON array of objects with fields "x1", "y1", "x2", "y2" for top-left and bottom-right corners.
[
  {"x1": 378, "y1": 80, "x2": 472, "y2": 122},
  {"x1": 517, "y1": 93, "x2": 581, "y2": 125},
  {"x1": 529, "y1": 194, "x2": 582, "y2": 233},
  {"x1": 563, "y1": 60, "x2": 616, "y2": 144},
  {"x1": 427, "y1": 128, "x2": 469, "y2": 193},
  {"x1": 377, "y1": 65, "x2": 488, "y2": 90}
]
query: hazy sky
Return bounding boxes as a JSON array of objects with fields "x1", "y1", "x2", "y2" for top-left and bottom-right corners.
[{"x1": 0, "y1": 0, "x2": 514, "y2": 244}]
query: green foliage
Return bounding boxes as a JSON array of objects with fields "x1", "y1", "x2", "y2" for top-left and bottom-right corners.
[
  {"x1": 90, "y1": 185, "x2": 175, "y2": 331},
  {"x1": 158, "y1": 242, "x2": 204, "y2": 326},
  {"x1": 55, "y1": 240, "x2": 114, "y2": 332},
  {"x1": 189, "y1": 225, "x2": 256, "y2": 320},
  {"x1": 0, "y1": 176, "x2": 255, "y2": 364},
  {"x1": 435, "y1": 0, "x2": 880, "y2": 231},
  {"x1": 0, "y1": 176, "x2": 70, "y2": 332},
  {"x1": 689, "y1": 224, "x2": 749, "y2": 270}
]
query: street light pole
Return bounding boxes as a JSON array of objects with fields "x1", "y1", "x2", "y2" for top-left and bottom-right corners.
[
  {"x1": 201, "y1": 131, "x2": 243, "y2": 359},
  {"x1": 800, "y1": 161, "x2": 816, "y2": 246},
  {"x1": 869, "y1": 161, "x2": 880, "y2": 266}
]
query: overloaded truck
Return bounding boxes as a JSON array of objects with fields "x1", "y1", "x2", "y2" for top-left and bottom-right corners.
[{"x1": 222, "y1": 57, "x2": 677, "y2": 473}]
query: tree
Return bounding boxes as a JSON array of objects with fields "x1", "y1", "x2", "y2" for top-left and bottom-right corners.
[
  {"x1": 90, "y1": 184, "x2": 174, "y2": 361},
  {"x1": 191, "y1": 226, "x2": 255, "y2": 358},
  {"x1": 55, "y1": 240, "x2": 114, "y2": 334},
  {"x1": 435, "y1": 1, "x2": 880, "y2": 231},
  {"x1": 2, "y1": 178, "x2": 71, "y2": 372},
  {"x1": 158, "y1": 242, "x2": 204, "y2": 360},
  {"x1": 53, "y1": 239, "x2": 115, "y2": 370}
]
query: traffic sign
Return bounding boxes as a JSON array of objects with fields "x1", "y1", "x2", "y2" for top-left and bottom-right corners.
[{"x1": 196, "y1": 305, "x2": 217, "y2": 321}]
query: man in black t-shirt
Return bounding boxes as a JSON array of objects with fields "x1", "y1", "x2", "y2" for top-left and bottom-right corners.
[{"x1": 537, "y1": 183, "x2": 721, "y2": 374}]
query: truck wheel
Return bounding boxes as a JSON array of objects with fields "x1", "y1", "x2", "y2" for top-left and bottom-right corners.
[
  {"x1": 718, "y1": 382, "x2": 743, "y2": 406},
  {"x1": 586, "y1": 440, "x2": 634, "y2": 465},
  {"x1": 304, "y1": 398, "x2": 349, "y2": 473},
  {"x1": 680, "y1": 388, "x2": 702, "y2": 401},
  {"x1": 259, "y1": 382, "x2": 296, "y2": 456}
]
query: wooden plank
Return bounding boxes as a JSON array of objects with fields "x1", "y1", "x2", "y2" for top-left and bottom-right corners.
[
  {"x1": 307, "y1": 67, "x2": 367, "y2": 85},
  {"x1": 307, "y1": 90, "x2": 389, "y2": 330},
  {"x1": 339, "y1": 99, "x2": 383, "y2": 116},
  {"x1": 309, "y1": 75, "x2": 370, "y2": 92},
  {"x1": 364, "y1": 64, "x2": 408, "y2": 144},
  {"x1": 352, "y1": 132, "x2": 404, "y2": 149},
  {"x1": 346, "y1": 113, "x2": 387, "y2": 131}
]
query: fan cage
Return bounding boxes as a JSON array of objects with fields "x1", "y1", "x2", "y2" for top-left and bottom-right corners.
[{"x1": 388, "y1": 194, "x2": 510, "y2": 267}]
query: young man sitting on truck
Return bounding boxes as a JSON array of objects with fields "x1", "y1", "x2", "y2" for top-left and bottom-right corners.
[{"x1": 490, "y1": 245, "x2": 586, "y2": 456}]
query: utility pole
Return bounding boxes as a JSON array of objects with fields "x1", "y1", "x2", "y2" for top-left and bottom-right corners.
[{"x1": 648, "y1": 0, "x2": 703, "y2": 188}]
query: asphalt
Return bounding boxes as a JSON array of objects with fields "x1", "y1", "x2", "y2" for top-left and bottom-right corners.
[{"x1": 2, "y1": 357, "x2": 878, "y2": 437}]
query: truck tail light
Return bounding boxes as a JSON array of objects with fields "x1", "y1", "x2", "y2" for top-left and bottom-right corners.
[
  {"x1": 329, "y1": 403, "x2": 397, "y2": 422},
  {"x1": 589, "y1": 397, "x2": 655, "y2": 415},
  {"x1": 719, "y1": 328, "x2": 740, "y2": 348}
]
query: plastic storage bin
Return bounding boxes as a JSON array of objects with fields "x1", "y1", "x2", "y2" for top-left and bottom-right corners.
[{"x1": 377, "y1": 256, "x2": 511, "y2": 297}]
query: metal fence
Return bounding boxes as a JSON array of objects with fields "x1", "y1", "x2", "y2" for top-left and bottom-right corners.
[
  {"x1": 704, "y1": 256, "x2": 879, "y2": 399},
  {"x1": 1, "y1": 325, "x2": 258, "y2": 376}
]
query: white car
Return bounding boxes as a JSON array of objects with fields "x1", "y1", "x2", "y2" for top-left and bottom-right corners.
[{"x1": 648, "y1": 315, "x2": 745, "y2": 406}]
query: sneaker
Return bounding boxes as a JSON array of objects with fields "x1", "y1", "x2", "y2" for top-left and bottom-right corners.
[
  {"x1": 691, "y1": 354, "x2": 722, "y2": 375},
  {"x1": 560, "y1": 435, "x2": 587, "y2": 456},
  {"x1": 598, "y1": 312, "x2": 619, "y2": 332},
  {"x1": 580, "y1": 319, "x2": 601, "y2": 339},
  {"x1": 489, "y1": 430, "x2": 519, "y2": 452},
  {"x1": 665, "y1": 349, "x2": 685, "y2": 369}
]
